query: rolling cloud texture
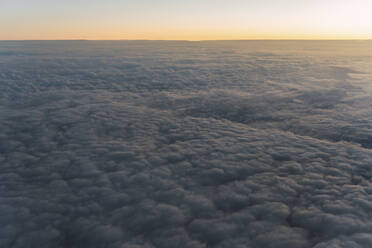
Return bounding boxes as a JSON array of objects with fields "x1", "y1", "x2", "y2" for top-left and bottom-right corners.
[{"x1": 0, "y1": 41, "x2": 372, "y2": 248}]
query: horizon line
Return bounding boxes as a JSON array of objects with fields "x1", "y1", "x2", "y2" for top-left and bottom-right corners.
[{"x1": 1, "y1": 39, "x2": 371, "y2": 42}]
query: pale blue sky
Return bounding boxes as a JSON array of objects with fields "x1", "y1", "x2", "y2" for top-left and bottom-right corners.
[{"x1": 1, "y1": 0, "x2": 371, "y2": 40}]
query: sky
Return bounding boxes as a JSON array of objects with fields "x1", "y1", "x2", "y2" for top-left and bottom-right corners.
[{"x1": 0, "y1": 0, "x2": 372, "y2": 40}]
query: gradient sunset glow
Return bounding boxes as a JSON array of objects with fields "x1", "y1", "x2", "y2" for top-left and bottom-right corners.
[{"x1": 1, "y1": 0, "x2": 372, "y2": 40}]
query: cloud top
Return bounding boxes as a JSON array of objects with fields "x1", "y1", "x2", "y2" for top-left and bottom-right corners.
[{"x1": 0, "y1": 41, "x2": 371, "y2": 248}]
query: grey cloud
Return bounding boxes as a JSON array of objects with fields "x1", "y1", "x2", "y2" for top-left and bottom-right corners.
[{"x1": 0, "y1": 41, "x2": 372, "y2": 248}]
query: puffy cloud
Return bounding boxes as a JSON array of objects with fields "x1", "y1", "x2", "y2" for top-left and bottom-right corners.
[{"x1": 0, "y1": 41, "x2": 371, "y2": 248}]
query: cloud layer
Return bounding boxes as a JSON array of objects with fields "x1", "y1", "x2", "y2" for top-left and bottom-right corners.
[{"x1": 0, "y1": 41, "x2": 372, "y2": 248}]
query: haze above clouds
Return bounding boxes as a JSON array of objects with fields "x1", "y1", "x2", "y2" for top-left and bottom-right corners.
[{"x1": 0, "y1": 41, "x2": 372, "y2": 248}]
